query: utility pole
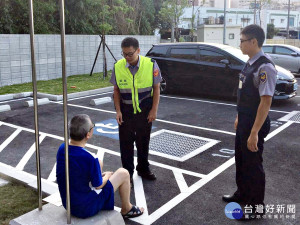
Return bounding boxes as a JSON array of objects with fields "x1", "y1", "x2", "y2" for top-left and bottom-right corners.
[
  {"x1": 191, "y1": 0, "x2": 195, "y2": 42},
  {"x1": 286, "y1": 0, "x2": 290, "y2": 39},
  {"x1": 254, "y1": 0, "x2": 257, "y2": 24},
  {"x1": 223, "y1": 0, "x2": 227, "y2": 44}
]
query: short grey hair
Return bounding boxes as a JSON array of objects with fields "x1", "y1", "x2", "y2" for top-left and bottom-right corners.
[{"x1": 69, "y1": 114, "x2": 92, "y2": 141}]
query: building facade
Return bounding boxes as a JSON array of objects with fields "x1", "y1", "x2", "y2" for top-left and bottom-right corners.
[{"x1": 180, "y1": 6, "x2": 300, "y2": 32}]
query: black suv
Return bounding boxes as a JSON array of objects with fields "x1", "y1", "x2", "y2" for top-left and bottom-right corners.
[{"x1": 146, "y1": 43, "x2": 298, "y2": 100}]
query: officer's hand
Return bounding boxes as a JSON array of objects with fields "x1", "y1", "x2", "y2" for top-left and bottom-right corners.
[
  {"x1": 234, "y1": 115, "x2": 238, "y2": 130},
  {"x1": 147, "y1": 109, "x2": 157, "y2": 123},
  {"x1": 116, "y1": 111, "x2": 123, "y2": 125},
  {"x1": 247, "y1": 133, "x2": 258, "y2": 152}
]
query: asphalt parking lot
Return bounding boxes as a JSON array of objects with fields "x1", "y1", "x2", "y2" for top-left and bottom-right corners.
[{"x1": 0, "y1": 78, "x2": 299, "y2": 225}]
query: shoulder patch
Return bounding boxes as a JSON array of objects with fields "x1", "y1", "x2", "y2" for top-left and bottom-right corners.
[
  {"x1": 259, "y1": 70, "x2": 267, "y2": 83},
  {"x1": 154, "y1": 68, "x2": 159, "y2": 77}
]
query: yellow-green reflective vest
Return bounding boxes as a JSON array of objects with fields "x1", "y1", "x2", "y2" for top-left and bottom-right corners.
[{"x1": 115, "y1": 56, "x2": 153, "y2": 114}]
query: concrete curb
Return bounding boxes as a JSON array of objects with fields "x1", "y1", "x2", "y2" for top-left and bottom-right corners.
[
  {"x1": 0, "y1": 94, "x2": 14, "y2": 101},
  {"x1": 9, "y1": 203, "x2": 125, "y2": 225},
  {"x1": 0, "y1": 86, "x2": 113, "y2": 102},
  {"x1": 37, "y1": 86, "x2": 113, "y2": 101}
]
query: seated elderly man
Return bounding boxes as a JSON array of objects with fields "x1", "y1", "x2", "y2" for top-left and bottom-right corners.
[{"x1": 56, "y1": 114, "x2": 144, "y2": 219}]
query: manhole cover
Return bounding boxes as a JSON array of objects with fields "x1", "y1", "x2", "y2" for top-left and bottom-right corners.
[
  {"x1": 278, "y1": 111, "x2": 300, "y2": 124},
  {"x1": 149, "y1": 129, "x2": 219, "y2": 161}
]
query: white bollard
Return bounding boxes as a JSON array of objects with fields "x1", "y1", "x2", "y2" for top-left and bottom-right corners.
[
  {"x1": 0, "y1": 105, "x2": 11, "y2": 112},
  {"x1": 24, "y1": 98, "x2": 50, "y2": 107},
  {"x1": 90, "y1": 97, "x2": 112, "y2": 106}
]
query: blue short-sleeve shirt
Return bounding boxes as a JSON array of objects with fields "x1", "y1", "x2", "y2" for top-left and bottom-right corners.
[{"x1": 56, "y1": 143, "x2": 114, "y2": 218}]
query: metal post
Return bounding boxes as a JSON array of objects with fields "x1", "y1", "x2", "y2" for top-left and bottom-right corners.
[
  {"x1": 223, "y1": 0, "x2": 227, "y2": 45},
  {"x1": 59, "y1": 0, "x2": 71, "y2": 223},
  {"x1": 90, "y1": 37, "x2": 103, "y2": 76},
  {"x1": 28, "y1": 0, "x2": 42, "y2": 211},
  {"x1": 287, "y1": 0, "x2": 290, "y2": 39}
]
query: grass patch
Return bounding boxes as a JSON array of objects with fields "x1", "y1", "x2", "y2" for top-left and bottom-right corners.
[
  {"x1": 0, "y1": 182, "x2": 41, "y2": 225},
  {"x1": 0, "y1": 72, "x2": 112, "y2": 95}
]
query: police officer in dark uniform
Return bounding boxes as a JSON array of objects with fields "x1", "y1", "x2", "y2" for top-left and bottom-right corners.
[
  {"x1": 110, "y1": 37, "x2": 162, "y2": 187},
  {"x1": 222, "y1": 24, "x2": 277, "y2": 219}
]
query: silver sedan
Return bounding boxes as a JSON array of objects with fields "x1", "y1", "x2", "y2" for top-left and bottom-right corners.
[{"x1": 262, "y1": 44, "x2": 300, "y2": 74}]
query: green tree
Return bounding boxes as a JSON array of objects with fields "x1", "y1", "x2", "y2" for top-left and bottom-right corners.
[
  {"x1": 158, "y1": 0, "x2": 189, "y2": 42},
  {"x1": 0, "y1": 0, "x2": 59, "y2": 34},
  {"x1": 267, "y1": 23, "x2": 279, "y2": 39},
  {"x1": 0, "y1": 0, "x2": 158, "y2": 35}
]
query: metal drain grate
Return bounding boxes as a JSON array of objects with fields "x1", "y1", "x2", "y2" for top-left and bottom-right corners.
[
  {"x1": 278, "y1": 111, "x2": 300, "y2": 124},
  {"x1": 149, "y1": 129, "x2": 219, "y2": 161}
]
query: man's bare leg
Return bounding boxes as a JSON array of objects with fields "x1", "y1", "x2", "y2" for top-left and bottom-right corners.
[{"x1": 109, "y1": 168, "x2": 144, "y2": 214}]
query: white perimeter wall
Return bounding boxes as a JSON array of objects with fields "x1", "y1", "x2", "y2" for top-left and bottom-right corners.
[{"x1": 0, "y1": 34, "x2": 160, "y2": 87}]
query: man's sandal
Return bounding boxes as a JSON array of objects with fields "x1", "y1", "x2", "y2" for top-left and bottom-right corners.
[{"x1": 122, "y1": 205, "x2": 144, "y2": 219}]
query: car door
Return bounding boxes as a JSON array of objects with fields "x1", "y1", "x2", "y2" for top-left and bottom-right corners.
[
  {"x1": 197, "y1": 47, "x2": 236, "y2": 98},
  {"x1": 167, "y1": 46, "x2": 200, "y2": 95},
  {"x1": 273, "y1": 46, "x2": 298, "y2": 72}
]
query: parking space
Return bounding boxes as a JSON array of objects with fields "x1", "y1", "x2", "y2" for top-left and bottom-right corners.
[{"x1": 0, "y1": 90, "x2": 299, "y2": 225}]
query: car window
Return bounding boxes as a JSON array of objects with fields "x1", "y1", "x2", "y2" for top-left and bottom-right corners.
[
  {"x1": 170, "y1": 48, "x2": 198, "y2": 60},
  {"x1": 229, "y1": 57, "x2": 243, "y2": 66},
  {"x1": 275, "y1": 47, "x2": 294, "y2": 55},
  {"x1": 147, "y1": 46, "x2": 169, "y2": 57},
  {"x1": 199, "y1": 49, "x2": 226, "y2": 63},
  {"x1": 262, "y1": 46, "x2": 273, "y2": 53}
]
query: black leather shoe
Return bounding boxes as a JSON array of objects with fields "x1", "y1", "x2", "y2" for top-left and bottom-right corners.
[
  {"x1": 222, "y1": 194, "x2": 243, "y2": 203},
  {"x1": 137, "y1": 170, "x2": 156, "y2": 180}
]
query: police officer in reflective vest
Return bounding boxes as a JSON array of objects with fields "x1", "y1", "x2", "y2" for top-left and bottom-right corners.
[
  {"x1": 110, "y1": 37, "x2": 162, "y2": 185},
  {"x1": 222, "y1": 25, "x2": 277, "y2": 219}
]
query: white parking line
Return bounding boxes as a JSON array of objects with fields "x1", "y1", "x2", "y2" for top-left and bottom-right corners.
[
  {"x1": 51, "y1": 101, "x2": 236, "y2": 136},
  {"x1": 156, "y1": 119, "x2": 235, "y2": 136},
  {"x1": 132, "y1": 158, "x2": 149, "y2": 222},
  {"x1": 161, "y1": 95, "x2": 236, "y2": 106},
  {"x1": 265, "y1": 121, "x2": 294, "y2": 141},
  {"x1": 144, "y1": 120, "x2": 295, "y2": 224},
  {"x1": 0, "y1": 113, "x2": 294, "y2": 225},
  {"x1": 160, "y1": 95, "x2": 290, "y2": 114},
  {"x1": 16, "y1": 134, "x2": 46, "y2": 171},
  {"x1": 173, "y1": 170, "x2": 189, "y2": 193},
  {"x1": 0, "y1": 128, "x2": 22, "y2": 153},
  {"x1": 47, "y1": 163, "x2": 57, "y2": 182}
]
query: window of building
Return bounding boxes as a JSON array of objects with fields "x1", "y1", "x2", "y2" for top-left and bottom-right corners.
[
  {"x1": 271, "y1": 19, "x2": 274, "y2": 24},
  {"x1": 229, "y1": 33, "x2": 234, "y2": 39},
  {"x1": 170, "y1": 48, "x2": 198, "y2": 60},
  {"x1": 229, "y1": 19, "x2": 232, "y2": 23},
  {"x1": 241, "y1": 18, "x2": 251, "y2": 23},
  {"x1": 281, "y1": 19, "x2": 285, "y2": 23}
]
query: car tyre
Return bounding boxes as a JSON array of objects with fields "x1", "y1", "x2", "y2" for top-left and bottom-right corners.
[{"x1": 160, "y1": 76, "x2": 169, "y2": 94}]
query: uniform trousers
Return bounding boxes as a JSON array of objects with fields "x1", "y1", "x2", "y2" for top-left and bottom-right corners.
[
  {"x1": 119, "y1": 108, "x2": 152, "y2": 178},
  {"x1": 235, "y1": 112, "x2": 270, "y2": 206}
]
